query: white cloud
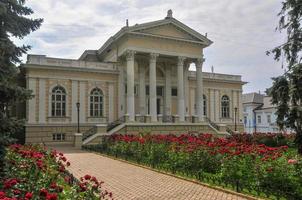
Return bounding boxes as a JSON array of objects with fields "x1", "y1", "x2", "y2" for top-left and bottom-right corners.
[{"x1": 17, "y1": 0, "x2": 286, "y2": 93}]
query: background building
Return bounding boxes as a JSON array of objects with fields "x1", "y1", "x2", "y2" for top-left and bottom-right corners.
[{"x1": 243, "y1": 92, "x2": 279, "y2": 133}]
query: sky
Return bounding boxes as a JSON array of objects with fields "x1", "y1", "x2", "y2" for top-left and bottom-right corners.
[{"x1": 18, "y1": 0, "x2": 286, "y2": 94}]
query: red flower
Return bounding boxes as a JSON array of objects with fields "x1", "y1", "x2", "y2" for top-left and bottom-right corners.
[
  {"x1": 25, "y1": 192, "x2": 33, "y2": 199},
  {"x1": 0, "y1": 191, "x2": 6, "y2": 198},
  {"x1": 84, "y1": 174, "x2": 91, "y2": 180},
  {"x1": 46, "y1": 193, "x2": 58, "y2": 200},
  {"x1": 13, "y1": 189, "x2": 21, "y2": 195},
  {"x1": 40, "y1": 188, "x2": 48, "y2": 197},
  {"x1": 66, "y1": 162, "x2": 70, "y2": 166}
]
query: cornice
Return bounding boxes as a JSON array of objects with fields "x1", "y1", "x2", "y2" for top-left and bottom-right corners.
[{"x1": 24, "y1": 64, "x2": 119, "y2": 74}]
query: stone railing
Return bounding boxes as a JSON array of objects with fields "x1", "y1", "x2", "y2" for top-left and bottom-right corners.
[
  {"x1": 188, "y1": 71, "x2": 242, "y2": 82},
  {"x1": 26, "y1": 55, "x2": 117, "y2": 71}
]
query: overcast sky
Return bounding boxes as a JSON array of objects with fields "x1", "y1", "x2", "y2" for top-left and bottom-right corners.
[{"x1": 18, "y1": 0, "x2": 286, "y2": 94}]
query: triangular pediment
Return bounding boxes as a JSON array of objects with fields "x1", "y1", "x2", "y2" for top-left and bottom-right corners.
[{"x1": 133, "y1": 23, "x2": 198, "y2": 41}]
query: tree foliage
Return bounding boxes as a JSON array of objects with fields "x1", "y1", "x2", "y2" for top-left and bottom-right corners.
[
  {"x1": 0, "y1": 0, "x2": 42, "y2": 172},
  {"x1": 267, "y1": 0, "x2": 302, "y2": 154}
]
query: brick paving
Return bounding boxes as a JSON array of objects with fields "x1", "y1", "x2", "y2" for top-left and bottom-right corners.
[{"x1": 54, "y1": 146, "x2": 249, "y2": 200}]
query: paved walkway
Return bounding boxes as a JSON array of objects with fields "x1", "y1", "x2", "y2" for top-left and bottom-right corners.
[{"x1": 54, "y1": 146, "x2": 248, "y2": 200}]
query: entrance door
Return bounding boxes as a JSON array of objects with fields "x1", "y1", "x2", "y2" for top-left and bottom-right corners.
[{"x1": 157, "y1": 98, "x2": 161, "y2": 115}]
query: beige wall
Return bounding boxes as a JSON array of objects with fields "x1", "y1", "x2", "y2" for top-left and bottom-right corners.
[{"x1": 25, "y1": 67, "x2": 119, "y2": 125}]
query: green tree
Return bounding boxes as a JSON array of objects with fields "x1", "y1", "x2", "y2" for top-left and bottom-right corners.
[
  {"x1": 0, "y1": 0, "x2": 42, "y2": 173},
  {"x1": 267, "y1": 0, "x2": 302, "y2": 154}
]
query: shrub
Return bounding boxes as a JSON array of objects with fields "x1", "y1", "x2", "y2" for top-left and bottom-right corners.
[
  {"x1": 84, "y1": 133, "x2": 302, "y2": 199},
  {"x1": 0, "y1": 144, "x2": 113, "y2": 200}
]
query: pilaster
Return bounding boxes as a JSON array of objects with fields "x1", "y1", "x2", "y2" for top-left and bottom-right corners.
[
  {"x1": 28, "y1": 78, "x2": 36, "y2": 123},
  {"x1": 38, "y1": 78, "x2": 46, "y2": 123}
]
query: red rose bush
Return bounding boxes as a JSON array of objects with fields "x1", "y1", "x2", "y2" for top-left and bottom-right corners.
[
  {"x1": 0, "y1": 144, "x2": 113, "y2": 200},
  {"x1": 84, "y1": 133, "x2": 302, "y2": 199}
]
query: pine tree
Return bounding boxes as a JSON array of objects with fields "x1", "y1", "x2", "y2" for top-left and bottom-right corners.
[
  {"x1": 267, "y1": 0, "x2": 302, "y2": 154},
  {"x1": 0, "y1": 0, "x2": 42, "y2": 172}
]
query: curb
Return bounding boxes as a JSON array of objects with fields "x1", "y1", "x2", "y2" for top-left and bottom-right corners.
[{"x1": 84, "y1": 149, "x2": 264, "y2": 200}]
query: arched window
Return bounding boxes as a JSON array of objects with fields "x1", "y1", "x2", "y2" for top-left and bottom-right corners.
[
  {"x1": 90, "y1": 88, "x2": 103, "y2": 117},
  {"x1": 221, "y1": 95, "x2": 230, "y2": 118},
  {"x1": 51, "y1": 86, "x2": 66, "y2": 117},
  {"x1": 203, "y1": 94, "x2": 207, "y2": 116}
]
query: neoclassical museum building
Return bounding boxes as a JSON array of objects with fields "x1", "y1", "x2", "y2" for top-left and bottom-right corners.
[{"x1": 22, "y1": 10, "x2": 246, "y2": 145}]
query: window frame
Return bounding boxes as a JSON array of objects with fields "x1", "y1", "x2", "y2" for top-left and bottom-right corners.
[
  {"x1": 221, "y1": 95, "x2": 230, "y2": 118},
  {"x1": 51, "y1": 86, "x2": 66, "y2": 117},
  {"x1": 89, "y1": 88, "x2": 104, "y2": 118}
]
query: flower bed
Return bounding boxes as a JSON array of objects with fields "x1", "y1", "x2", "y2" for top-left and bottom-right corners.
[
  {"x1": 0, "y1": 144, "x2": 113, "y2": 200},
  {"x1": 84, "y1": 133, "x2": 302, "y2": 200}
]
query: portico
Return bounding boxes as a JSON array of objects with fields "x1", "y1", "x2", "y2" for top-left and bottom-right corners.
[{"x1": 123, "y1": 50, "x2": 205, "y2": 123}]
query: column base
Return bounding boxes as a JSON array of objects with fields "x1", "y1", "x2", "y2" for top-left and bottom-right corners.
[
  {"x1": 185, "y1": 115, "x2": 191, "y2": 123},
  {"x1": 145, "y1": 115, "x2": 151, "y2": 123},
  {"x1": 173, "y1": 115, "x2": 179, "y2": 123},
  {"x1": 124, "y1": 114, "x2": 130, "y2": 123},
  {"x1": 192, "y1": 115, "x2": 199, "y2": 123},
  {"x1": 157, "y1": 114, "x2": 163, "y2": 123}
]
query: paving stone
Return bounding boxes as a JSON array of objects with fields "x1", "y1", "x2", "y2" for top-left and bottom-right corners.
[{"x1": 54, "y1": 147, "x2": 249, "y2": 200}]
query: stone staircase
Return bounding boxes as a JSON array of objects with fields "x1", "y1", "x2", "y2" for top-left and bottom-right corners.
[{"x1": 82, "y1": 117, "x2": 234, "y2": 145}]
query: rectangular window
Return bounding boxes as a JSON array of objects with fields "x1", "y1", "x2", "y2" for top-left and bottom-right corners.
[
  {"x1": 267, "y1": 115, "x2": 271, "y2": 124},
  {"x1": 156, "y1": 86, "x2": 164, "y2": 96},
  {"x1": 171, "y1": 88, "x2": 177, "y2": 96},
  {"x1": 257, "y1": 115, "x2": 261, "y2": 124},
  {"x1": 52, "y1": 133, "x2": 66, "y2": 141}
]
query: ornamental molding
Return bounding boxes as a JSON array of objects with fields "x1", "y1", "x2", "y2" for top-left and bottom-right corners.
[
  {"x1": 149, "y1": 53, "x2": 159, "y2": 62},
  {"x1": 177, "y1": 56, "x2": 186, "y2": 66},
  {"x1": 195, "y1": 57, "x2": 205, "y2": 68},
  {"x1": 125, "y1": 50, "x2": 136, "y2": 61}
]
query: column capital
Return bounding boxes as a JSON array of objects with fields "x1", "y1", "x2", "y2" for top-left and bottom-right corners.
[
  {"x1": 150, "y1": 53, "x2": 159, "y2": 62},
  {"x1": 125, "y1": 50, "x2": 136, "y2": 61},
  {"x1": 177, "y1": 56, "x2": 186, "y2": 66},
  {"x1": 195, "y1": 57, "x2": 205, "y2": 68}
]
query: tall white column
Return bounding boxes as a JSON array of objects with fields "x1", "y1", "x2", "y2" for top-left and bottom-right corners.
[
  {"x1": 177, "y1": 56, "x2": 186, "y2": 122},
  {"x1": 164, "y1": 64, "x2": 172, "y2": 116},
  {"x1": 184, "y1": 63, "x2": 190, "y2": 116},
  {"x1": 139, "y1": 61, "x2": 146, "y2": 115},
  {"x1": 126, "y1": 50, "x2": 136, "y2": 122},
  {"x1": 149, "y1": 53, "x2": 158, "y2": 122},
  {"x1": 195, "y1": 57, "x2": 205, "y2": 122}
]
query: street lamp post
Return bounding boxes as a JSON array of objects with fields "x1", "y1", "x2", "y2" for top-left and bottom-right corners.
[
  {"x1": 76, "y1": 102, "x2": 80, "y2": 133},
  {"x1": 234, "y1": 107, "x2": 238, "y2": 132}
]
